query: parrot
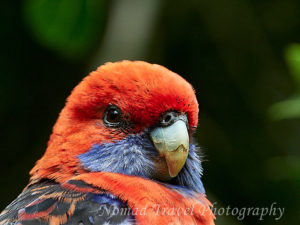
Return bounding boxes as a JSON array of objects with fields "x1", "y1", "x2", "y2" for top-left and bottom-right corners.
[{"x1": 0, "y1": 61, "x2": 215, "y2": 225}]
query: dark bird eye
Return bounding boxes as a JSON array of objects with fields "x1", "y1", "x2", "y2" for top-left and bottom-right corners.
[{"x1": 103, "y1": 105, "x2": 122, "y2": 127}]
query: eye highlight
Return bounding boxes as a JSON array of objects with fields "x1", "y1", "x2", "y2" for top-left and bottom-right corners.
[{"x1": 103, "y1": 105, "x2": 122, "y2": 127}]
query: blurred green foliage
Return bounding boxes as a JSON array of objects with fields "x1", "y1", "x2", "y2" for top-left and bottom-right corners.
[
  {"x1": 23, "y1": 0, "x2": 108, "y2": 59},
  {"x1": 286, "y1": 44, "x2": 300, "y2": 89},
  {"x1": 265, "y1": 156, "x2": 300, "y2": 181},
  {"x1": 269, "y1": 44, "x2": 300, "y2": 120},
  {"x1": 269, "y1": 97, "x2": 300, "y2": 120}
]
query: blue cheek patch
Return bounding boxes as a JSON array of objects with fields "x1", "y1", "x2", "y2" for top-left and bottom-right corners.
[
  {"x1": 78, "y1": 133, "x2": 205, "y2": 194},
  {"x1": 78, "y1": 133, "x2": 158, "y2": 178}
]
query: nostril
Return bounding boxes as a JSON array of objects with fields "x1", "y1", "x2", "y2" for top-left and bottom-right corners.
[
  {"x1": 160, "y1": 111, "x2": 178, "y2": 126},
  {"x1": 164, "y1": 115, "x2": 172, "y2": 123}
]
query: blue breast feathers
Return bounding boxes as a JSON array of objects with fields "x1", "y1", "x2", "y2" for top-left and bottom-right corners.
[{"x1": 78, "y1": 133, "x2": 205, "y2": 194}]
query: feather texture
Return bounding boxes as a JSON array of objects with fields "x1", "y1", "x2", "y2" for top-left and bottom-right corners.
[
  {"x1": 0, "y1": 179, "x2": 134, "y2": 225},
  {"x1": 1, "y1": 61, "x2": 215, "y2": 224}
]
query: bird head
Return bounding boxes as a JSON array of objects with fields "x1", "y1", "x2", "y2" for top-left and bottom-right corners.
[{"x1": 30, "y1": 61, "x2": 204, "y2": 192}]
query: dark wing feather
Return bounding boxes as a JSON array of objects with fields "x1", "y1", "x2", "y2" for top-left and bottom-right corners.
[{"x1": 0, "y1": 180, "x2": 135, "y2": 225}]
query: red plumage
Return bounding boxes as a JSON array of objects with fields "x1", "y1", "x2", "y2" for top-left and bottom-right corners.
[
  {"x1": 31, "y1": 60, "x2": 199, "y2": 183},
  {"x1": 0, "y1": 61, "x2": 215, "y2": 225}
]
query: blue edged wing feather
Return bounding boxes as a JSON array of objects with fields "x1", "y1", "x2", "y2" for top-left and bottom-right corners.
[{"x1": 0, "y1": 180, "x2": 135, "y2": 225}]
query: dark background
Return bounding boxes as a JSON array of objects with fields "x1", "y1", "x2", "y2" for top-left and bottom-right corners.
[{"x1": 1, "y1": 0, "x2": 299, "y2": 224}]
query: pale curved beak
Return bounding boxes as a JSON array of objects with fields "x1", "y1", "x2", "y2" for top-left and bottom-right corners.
[{"x1": 150, "y1": 120, "x2": 189, "y2": 177}]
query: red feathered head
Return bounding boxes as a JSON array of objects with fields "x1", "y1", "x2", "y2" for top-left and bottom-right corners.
[{"x1": 30, "y1": 61, "x2": 199, "y2": 185}]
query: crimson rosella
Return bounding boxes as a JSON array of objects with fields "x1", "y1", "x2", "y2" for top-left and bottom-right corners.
[{"x1": 0, "y1": 61, "x2": 215, "y2": 225}]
